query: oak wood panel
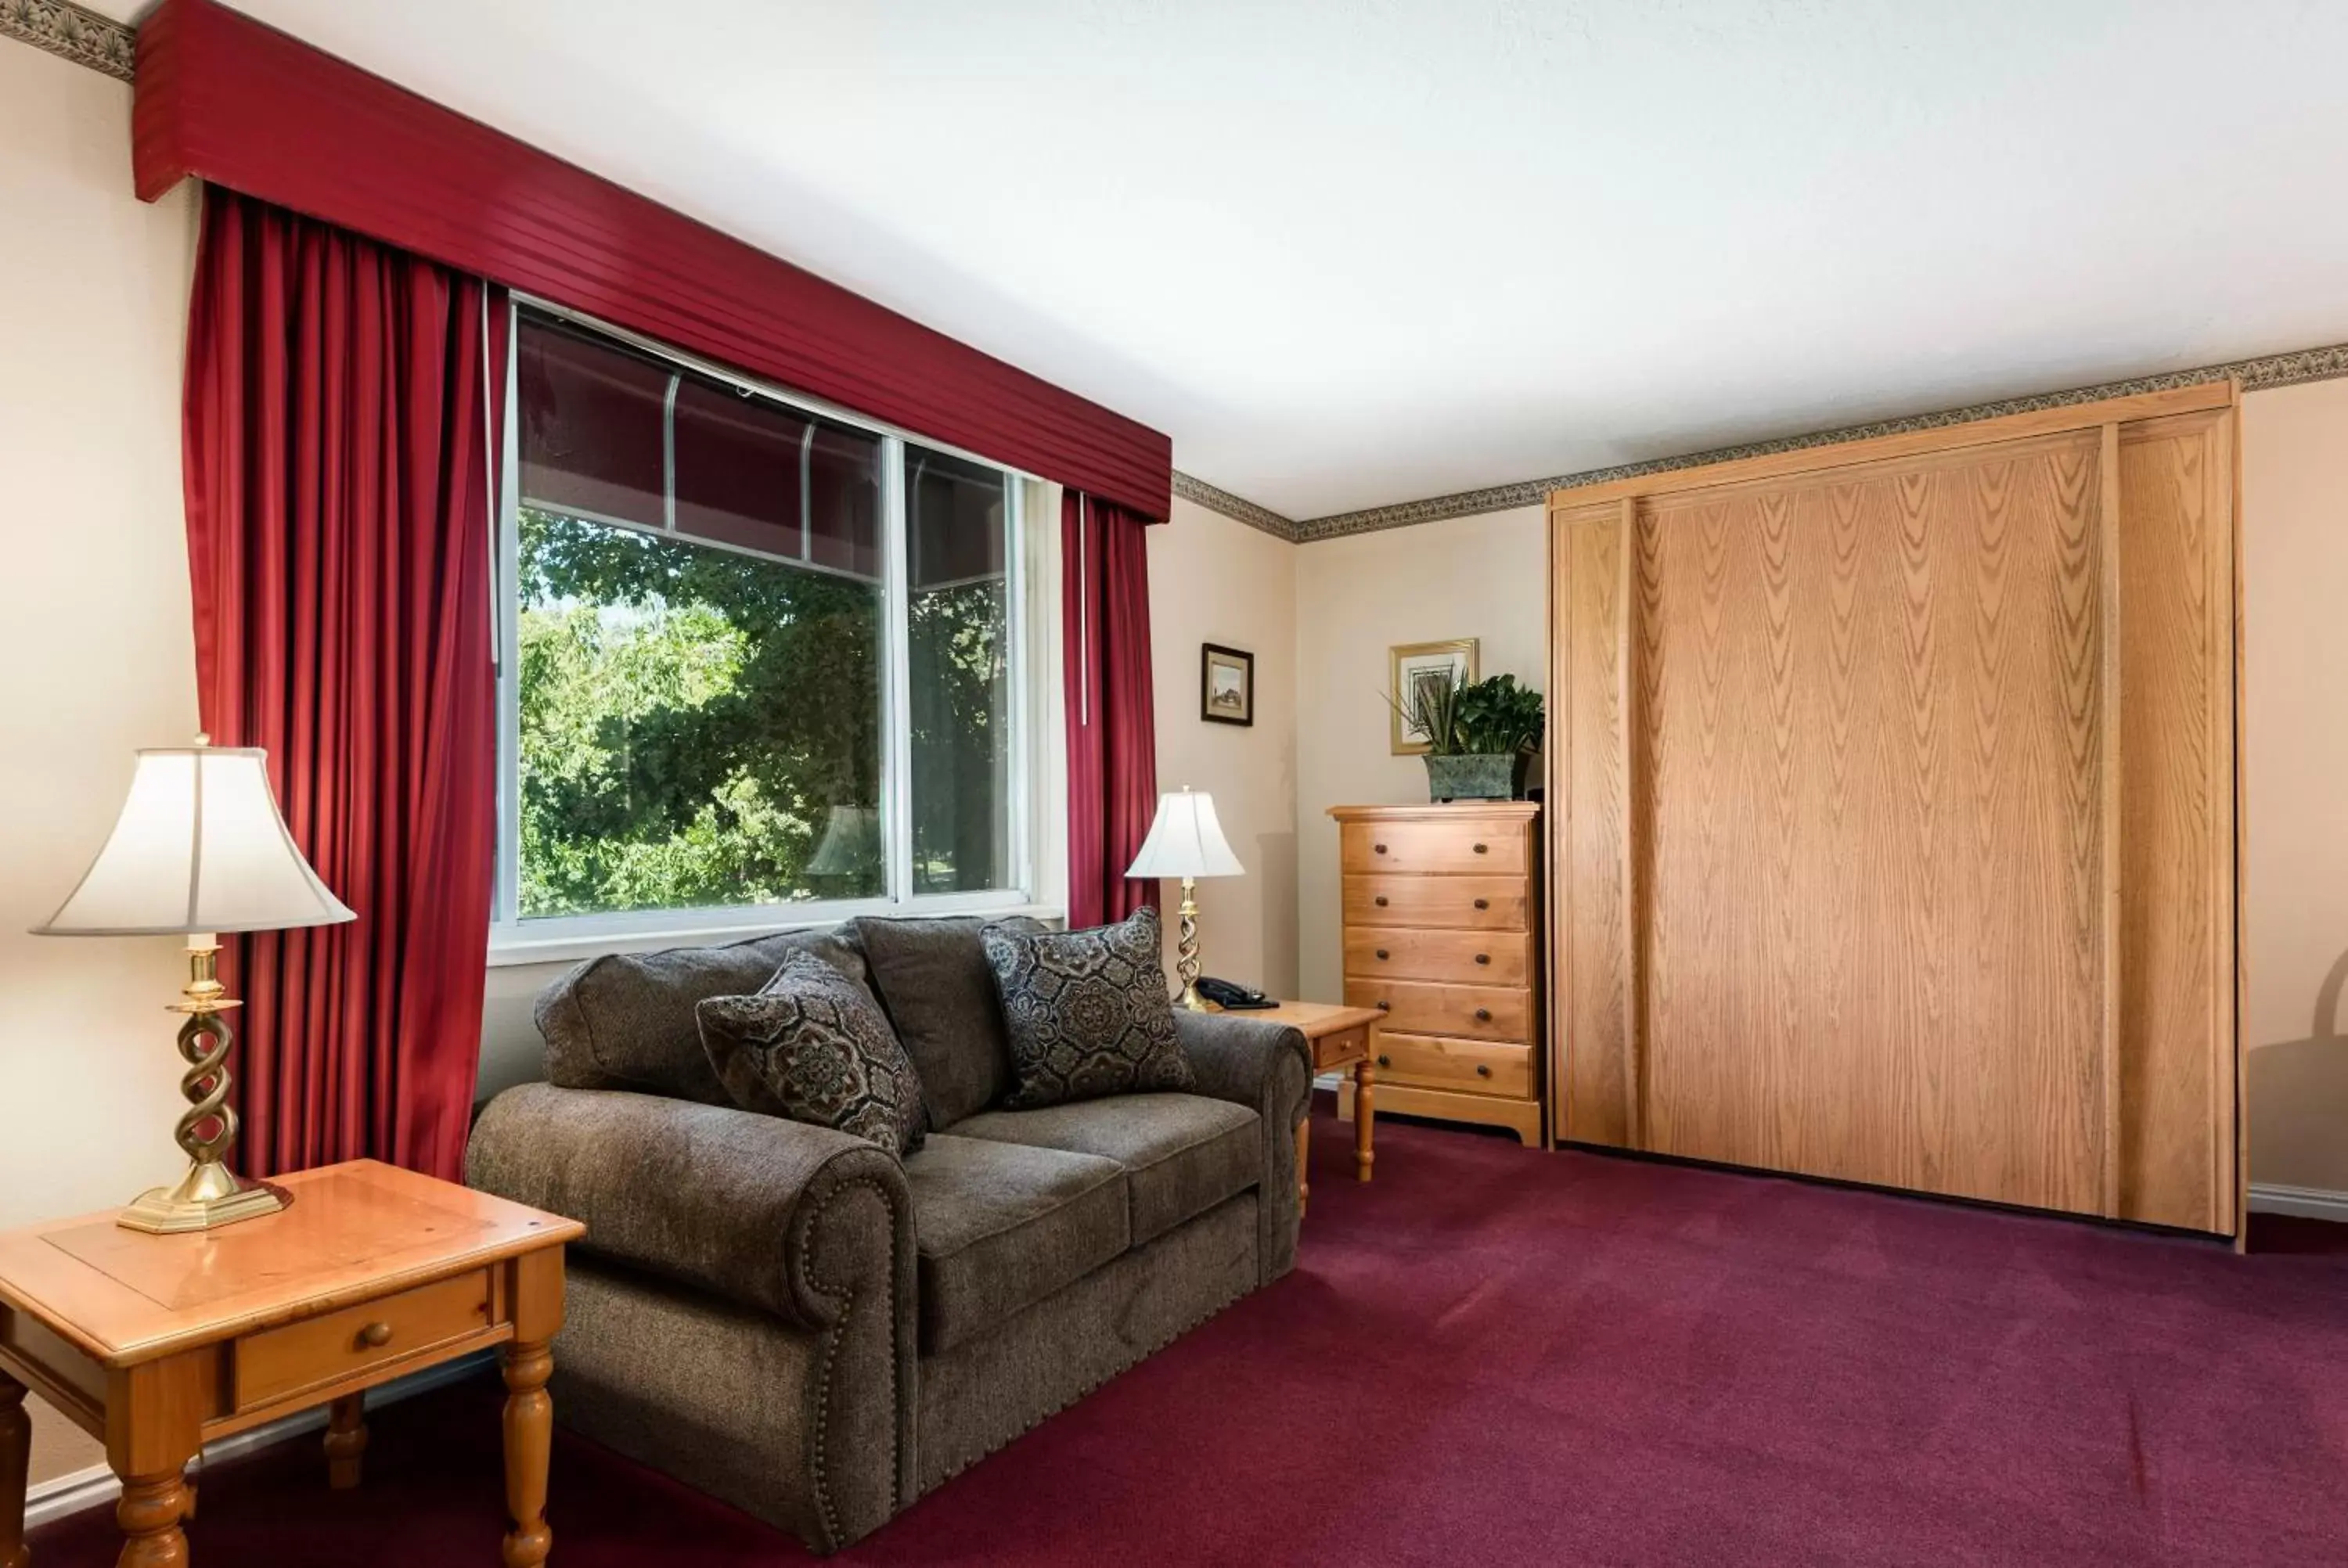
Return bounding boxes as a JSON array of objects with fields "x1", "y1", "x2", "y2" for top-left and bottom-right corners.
[
  {"x1": 233, "y1": 1268, "x2": 495, "y2": 1411},
  {"x1": 1343, "y1": 977, "x2": 1530, "y2": 1043},
  {"x1": 1342, "y1": 874, "x2": 1528, "y2": 931},
  {"x1": 1554, "y1": 499, "x2": 1635, "y2": 1146},
  {"x1": 1547, "y1": 385, "x2": 2239, "y2": 1234},
  {"x1": 1344, "y1": 928, "x2": 1530, "y2": 986},
  {"x1": 1340, "y1": 820, "x2": 1530, "y2": 876},
  {"x1": 2116, "y1": 408, "x2": 2235, "y2": 1231},
  {"x1": 1369, "y1": 1031, "x2": 1533, "y2": 1099},
  {"x1": 1626, "y1": 432, "x2": 2108, "y2": 1210}
]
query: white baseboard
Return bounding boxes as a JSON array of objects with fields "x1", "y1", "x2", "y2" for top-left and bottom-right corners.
[
  {"x1": 24, "y1": 1349, "x2": 497, "y2": 1530},
  {"x1": 2249, "y1": 1182, "x2": 2348, "y2": 1222}
]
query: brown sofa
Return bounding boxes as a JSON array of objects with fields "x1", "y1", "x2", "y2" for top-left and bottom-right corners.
[{"x1": 466, "y1": 917, "x2": 1311, "y2": 1553}]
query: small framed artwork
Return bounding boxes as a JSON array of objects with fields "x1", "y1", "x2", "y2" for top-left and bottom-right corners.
[
  {"x1": 1389, "y1": 638, "x2": 1479, "y2": 754},
  {"x1": 1201, "y1": 643, "x2": 1255, "y2": 727}
]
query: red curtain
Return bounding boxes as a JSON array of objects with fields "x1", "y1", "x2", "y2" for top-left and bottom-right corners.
[
  {"x1": 182, "y1": 187, "x2": 502, "y2": 1182},
  {"x1": 1063, "y1": 494, "x2": 1160, "y2": 927}
]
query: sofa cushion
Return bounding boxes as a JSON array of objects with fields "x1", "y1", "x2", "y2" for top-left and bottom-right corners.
[
  {"x1": 951, "y1": 1093, "x2": 1259, "y2": 1246},
  {"x1": 983, "y1": 908, "x2": 1194, "y2": 1109},
  {"x1": 697, "y1": 951, "x2": 929, "y2": 1158},
  {"x1": 537, "y1": 927, "x2": 870, "y2": 1104},
  {"x1": 902, "y1": 1134, "x2": 1129, "y2": 1354},
  {"x1": 853, "y1": 915, "x2": 1045, "y2": 1131}
]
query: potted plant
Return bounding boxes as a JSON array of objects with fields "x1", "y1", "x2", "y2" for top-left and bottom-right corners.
[{"x1": 1386, "y1": 672, "x2": 1544, "y2": 800}]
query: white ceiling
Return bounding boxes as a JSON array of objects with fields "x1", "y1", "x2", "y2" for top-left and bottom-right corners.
[{"x1": 128, "y1": 2, "x2": 2348, "y2": 520}]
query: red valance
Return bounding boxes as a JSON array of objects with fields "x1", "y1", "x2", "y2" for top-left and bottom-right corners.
[{"x1": 132, "y1": 0, "x2": 1171, "y2": 520}]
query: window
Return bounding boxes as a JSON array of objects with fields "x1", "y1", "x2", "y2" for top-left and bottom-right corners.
[{"x1": 492, "y1": 306, "x2": 1043, "y2": 951}]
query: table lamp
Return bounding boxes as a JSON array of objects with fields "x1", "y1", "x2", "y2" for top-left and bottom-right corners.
[
  {"x1": 34, "y1": 738, "x2": 355, "y2": 1233},
  {"x1": 1125, "y1": 786, "x2": 1244, "y2": 1010}
]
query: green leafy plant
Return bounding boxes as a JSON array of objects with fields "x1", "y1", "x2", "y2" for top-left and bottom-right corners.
[
  {"x1": 1384, "y1": 671, "x2": 1466, "y2": 755},
  {"x1": 1453, "y1": 674, "x2": 1545, "y2": 755}
]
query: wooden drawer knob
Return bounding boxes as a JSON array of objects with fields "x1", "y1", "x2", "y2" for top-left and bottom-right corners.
[
  {"x1": 1476, "y1": 1064, "x2": 1493, "y2": 1078},
  {"x1": 1375, "y1": 1000, "x2": 1391, "y2": 1012},
  {"x1": 1473, "y1": 842, "x2": 1489, "y2": 854},
  {"x1": 1472, "y1": 897, "x2": 1489, "y2": 910},
  {"x1": 1474, "y1": 1008, "x2": 1492, "y2": 1023},
  {"x1": 1475, "y1": 953, "x2": 1490, "y2": 966},
  {"x1": 1375, "y1": 895, "x2": 1390, "y2": 907},
  {"x1": 358, "y1": 1322, "x2": 394, "y2": 1350},
  {"x1": 1375, "y1": 948, "x2": 1389, "y2": 960},
  {"x1": 1377, "y1": 1054, "x2": 1391, "y2": 1068},
  {"x1": 1374, "y1": 843, "x2": 1388, "y2": 854}
]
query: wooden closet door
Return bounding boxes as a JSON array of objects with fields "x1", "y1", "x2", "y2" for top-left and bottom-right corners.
[{"x1": 1550, "y1": 395, "x2": 2235, "y2": 1233}]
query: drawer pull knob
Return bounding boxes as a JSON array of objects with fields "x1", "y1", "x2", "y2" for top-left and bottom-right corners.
[
  {"x1": 1374, "y1": 895, "x2": 1390, "y2": 908},
  {"x1": 1473, "y1": 898, "x2": 1489, "y2": 910},
  {"x1": 1376, "y1": 1000, "x2": 1391, "y2": 1012},
  {"x1": 1473, "y1": 842, "x2": 1489, "y2": 854},
  {"x1": 1476, "y1": 1064, "x2": 1493, "y2": 1078},
  {"x1": 1377, "y1": 1054, "x2": 1392, "y2": 1068},
  {"x1": 1375, "y1": 948, "x2": 1389, "y2": 960},
  {"x1": 1474, "y1": 1008, "x2": 1493, "y2": 1023},
  {"x1": 1475, "y1": 952, "x2": 1490, "y2": 966},
  {"x1": 1374, "y1": 843, "x2": 1388, "y2": 854},
  {"x1": 358, "y1": 1322, "x2": 394, "y2": 1350}
]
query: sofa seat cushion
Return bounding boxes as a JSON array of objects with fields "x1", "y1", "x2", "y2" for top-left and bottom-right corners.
[
  {"x1": 950, "y1": 1093, "x2": 1259, "y2": 1246},
  {"x1": 903, "y1": 1135, "x2": 1129, "y2": 1354}
]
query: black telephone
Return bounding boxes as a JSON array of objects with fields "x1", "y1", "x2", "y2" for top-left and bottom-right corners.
[{"x1": 1195, "y1": 976, "x2": 1277, "y2": 1011}]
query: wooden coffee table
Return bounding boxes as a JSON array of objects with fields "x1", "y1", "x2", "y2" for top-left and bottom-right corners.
[
  {"x1": 1247, "y1": 1001, "x2": 1385, "y2": 1217},
  {"x1": 0, "y1": 1159, "x2": 583, "y2": 1566}
]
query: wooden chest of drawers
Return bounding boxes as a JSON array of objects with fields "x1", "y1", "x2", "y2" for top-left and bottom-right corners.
[{"x1": 1329, "y1": 802, "x2": 1543, "y2": 1145}]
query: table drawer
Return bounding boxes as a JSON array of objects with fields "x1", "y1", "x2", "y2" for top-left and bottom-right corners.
[
  {"x1": 1345, "y1": 928, "x2": 1529, "y2": 986},
  {"x1": 236, "y1": 1268, "x2": 495, "y2": 1411},
  {"x1": 1370, "y1": 1031, "x2": 1533, "y2": 1099},
  {"x1": 1341, "y1": 820, "x2": 1529, "y2": 876},
  {"x1": 1344, "y1": 977, "x2": 1530, "y2": 1043},
  {"x1": 1343, "y1": 874, "x2": 1529, "y2": 931}
]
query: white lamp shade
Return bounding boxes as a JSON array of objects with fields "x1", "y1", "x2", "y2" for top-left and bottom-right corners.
[
  {"x1": 35, "y1": 746, "x2": 357, "y2": 937},
  {"x1": 1125, "y1": 789, "x2": 1244, "y2": 880}
]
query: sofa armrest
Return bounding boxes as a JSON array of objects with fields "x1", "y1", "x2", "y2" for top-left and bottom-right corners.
[
  {"x1": 467, "y1": 1083, "x2": 914, "y2": 1336},
  {"x1": 1173, "y1": 1010, "x2": 1311, "y2": 1282}
]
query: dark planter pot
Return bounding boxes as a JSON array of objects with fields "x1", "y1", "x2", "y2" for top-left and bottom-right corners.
[{"x1": 1424, "y1": 752, "x2": 1532, "y2": 801}]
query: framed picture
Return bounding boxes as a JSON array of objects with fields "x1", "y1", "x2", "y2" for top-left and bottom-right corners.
[
  {"x1": 1201, "y1": 643, "x2": 1255, "y2": 726},
  {"x1": 1389, "y1": 638, "x2": 1479, "y2": 754}
]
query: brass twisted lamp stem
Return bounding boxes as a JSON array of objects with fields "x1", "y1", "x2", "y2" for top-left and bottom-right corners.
[
  {"x1": 1173, "y1": 876, "x2": 1208, "y2": 1011},
  {"x1": 117, "y1": 941, "x2": 289, "y2": 1234}
]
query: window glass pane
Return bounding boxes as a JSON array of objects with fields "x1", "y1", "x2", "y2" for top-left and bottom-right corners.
[
  {"x1": 517, "y1": 319, "x2": 670, "y2": 531},
  {"x1": 515, "y1": 505, "x2": 884, "y2": 918},
  {"x1": 671, "y1": 374, "x2": 807, "y2": 559},
  {"x1": 903, "y1": 445, "x2": 1013, "y2": 894}
]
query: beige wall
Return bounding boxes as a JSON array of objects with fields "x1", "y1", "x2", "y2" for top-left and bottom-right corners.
[
  {"x1": 2240, "y1": 379, "x2": 2348, "y2": 1196},
  {"x1": 0, "y1": 45, "x2": 202, "y2": 1232},
  {"x1": 1291, "y1": 505, "x2": 1547, "y2": 1003},
  {"x1": 1144, "y1": 497, "x2": 1299, "y2": 996}
]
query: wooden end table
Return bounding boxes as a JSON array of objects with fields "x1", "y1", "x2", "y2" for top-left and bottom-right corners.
[
  {"x1": 1246, "y1": 1001, "x2": 1385, "y2": 1217},
  {"x1": 0, "y1": 1158, "x2": 583, "y2": 1566}
]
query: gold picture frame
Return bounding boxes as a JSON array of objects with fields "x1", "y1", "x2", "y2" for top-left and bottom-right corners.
[{"x1": 1388, "y1": 638, "x2": 1479, "y2": 754}]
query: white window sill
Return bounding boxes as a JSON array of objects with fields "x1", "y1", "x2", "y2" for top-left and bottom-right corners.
[{"x1": 485, "y1": 901, "x2": 1067, "y2": 969}]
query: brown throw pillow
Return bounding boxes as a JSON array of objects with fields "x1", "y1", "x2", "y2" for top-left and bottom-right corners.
[
  {"x1": 697, "y1": 951, "x2": 928, "y2": 1158},
  {"x1": 982, "y1": 907, "x2": 1194, "y2": 1109}
]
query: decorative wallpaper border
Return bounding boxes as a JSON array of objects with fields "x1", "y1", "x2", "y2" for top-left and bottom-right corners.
[
  {"x1": 1291, "y1": 342, "x2": 2348, "y2": 541},
  {"x1": 1171, "y1": 471, "x2": 1298, "y2": 541},
  {"x1": 1, "y1": 0, "x2": 135, "y2": 81}
]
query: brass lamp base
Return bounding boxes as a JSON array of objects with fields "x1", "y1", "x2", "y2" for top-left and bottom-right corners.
[
  {"x1": 120, "y1": 1163, "x2": 288, "y2": 1235},
  {"x1": 1172, "y1": 876, "x2": 1213, "y2": 1012},
  {"x1": 117, "y1": 939, "x2": 291, "y2": 1235}
]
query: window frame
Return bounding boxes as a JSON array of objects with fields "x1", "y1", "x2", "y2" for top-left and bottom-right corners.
[{"x1": 488, "y1": 296, "x2": 1055, "y2": 965}]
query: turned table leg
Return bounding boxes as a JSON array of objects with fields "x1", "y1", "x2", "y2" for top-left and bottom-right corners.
[
  {"x1": 0, "y1": 1375, "x2": 29, "y2": 1568},
  {"x1": 1353, "y1": 1057, "x2": 1376, "y2": 1182},
  {"x1": 1295, "y1": 1117, "x2": 1311, "y2": 1218},
  {"x1": 324, "y1": 1393, "x2": 366, "y2": 1490},
  {"x1": 115, "y1": 1472, "x2": 192, "y2": 1568},
  {"x1": 502, "y1": 1340, "x2": 554, "y2": 1567}
]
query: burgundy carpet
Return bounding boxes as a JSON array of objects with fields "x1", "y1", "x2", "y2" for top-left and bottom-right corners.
[{"x1": 35, "y1": 1100, "x2": 2348, "y2": 1565}]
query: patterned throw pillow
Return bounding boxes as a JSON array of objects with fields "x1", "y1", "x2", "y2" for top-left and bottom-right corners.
[
  {"x1": 983, "y1": 907, "x2": 1194, "y2": 1109},
  {"x1": 696, "y1": 951, "x2": 928, "y2": 1158}
]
